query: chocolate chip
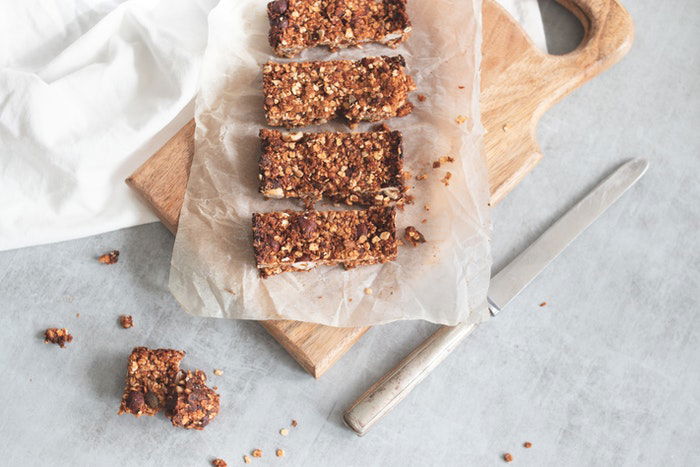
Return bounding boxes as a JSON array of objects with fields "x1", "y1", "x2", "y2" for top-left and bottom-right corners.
[
  {"x1": 355, "y1": 223, "x2": 369, "y2": 239},
  {"x1": 126, "y1": 391, "x2": 145, "y2": 412},
  {"x1": 270, "y1": 239, "x2": 281, "y2": 252},
  {"x1": 144, "y1": 391, "x2": 160, "y2": 409},
  {"x1": 268, "y1": 0, "x2": 288, "y2": 15}
]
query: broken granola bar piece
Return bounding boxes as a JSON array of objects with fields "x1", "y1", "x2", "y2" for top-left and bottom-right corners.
[
  {"x1": 268, "y1": 0, "x2": 411, "y2": 58},
  {"x1": 118, "y1": 347, "x2": 185, "y2": 417},
  {"x1": 404, "y1": 226, "x2": 426, "y2": 246},
  {"x1": 259, "y1": 129, "x2": 405, "y2": 205},
  {"x1": 167, "y1": 370, "x2": 220, "y2": 430},
  {"x1": 252, "y1": 207, "x2": 398, "y2": 277},
  {"x1": 262, "y1": 56, "x2": 415, "y2": 127},
  {"x1": 44, "y1": 328, "x2": 73, "y2": 348}
]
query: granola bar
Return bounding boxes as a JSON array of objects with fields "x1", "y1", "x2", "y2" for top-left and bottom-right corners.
[
  {"x1": 262, "y1": 55, "x2": 415, "y2": 127},
  {"x1": 167, "y1": 370, "x2": 220, "y2": 430},
  {"x1": 267, "y1": 0, "x2": 411, "y2": 58},
  {"x1": 118, "y1": 347, "x2": 185, "y2": 417},
  {"x1": 252, "y1": 207, "x2": 397, "y2": 277},
  {"x1": 259, "y1": 128, "x2": 405, "y2": 205}
]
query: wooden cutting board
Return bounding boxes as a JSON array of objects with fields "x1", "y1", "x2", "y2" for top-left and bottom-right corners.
[{"x1": 126, "y1": 0, "x2": 633, "y2": 378}]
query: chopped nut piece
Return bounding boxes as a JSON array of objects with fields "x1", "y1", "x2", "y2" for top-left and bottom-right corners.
[
  {"x1": 259, "y1": 129, "x2": 406, "y2": 206},
  {"x1": 291, "y1": 419, "x2": 298, "y2": 427},
  {"x1": 253, "y1": 207, "x2": 398, "y2": 277},
  {"x1": 98, "y1": 250, "x2": 119, "y2": 264},
  {"x1": 539, "y1": 302, "x2": 547, "y2": 307},
  {"x1": 276, "y1": 449, "x2": 285, "y2": 458},
  {"x1": 43, "y1": 328, "x2": 73, "y2": 348},
  {"x1": 523, "y1": 442, "x2": 532, "y2": 448},
  {"x1": 268, "y1": 0, "x2": 411, "y2": 58},
  {"x1": 167, "y1": 370, "x2": 220, "y2": 430},
  {"x1": 455, "y1": 115, "x2": 468, "y2": 125},
  {"x1": 263, "y1": 56, "x2": 415, "y2": 127},
  {"x1": 119, "y1": 347, "x2": 185, "y2": 417},
  {"x1": 119, "y1": 315, "x2": 133, "y2": 329},
  {"x1": 503, "y1": 453, "x2": 513, "y2": 462},
  {"x1": 212, "y1": 459, "x2": 227, "y2": 467},
  {"x1": 417, "y1": 94, "x2": 426, "y2": 102},
  {"x1": 213, "y1": 368, "x2": 224, "y2": 376},
  {"x1": 404, "y1": 226, "x2": 426, "y2": 247},
  {"x1": 280, "y1": 428, "x2": 289, "y2": 436},
  {"x1": 243, "y1": 455, "x2": 252, "y2": 464},
  {"x1": 441, "y1": 172, "x2": 452, "y2": 186},
  {"x1": 252, "y1": 449, "x2": 263, "y2": 458}
]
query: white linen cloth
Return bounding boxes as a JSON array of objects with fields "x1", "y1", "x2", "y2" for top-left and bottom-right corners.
[{"x1": 0, "y1": 0, "x2": 545, "y2": 251}]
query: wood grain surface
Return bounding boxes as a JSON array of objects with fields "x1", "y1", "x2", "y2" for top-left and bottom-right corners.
[{"x1": 126, "y1": 0, "x2": 633, "y2": 378}]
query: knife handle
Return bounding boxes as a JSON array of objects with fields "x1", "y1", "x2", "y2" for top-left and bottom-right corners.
[{"x1": 343, "y1": 322, "x2": 479, "y2": 436}]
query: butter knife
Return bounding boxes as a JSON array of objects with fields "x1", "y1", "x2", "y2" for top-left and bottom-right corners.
[{"x1": 343, "y1": 159, "x2": 649, "y2": 436}]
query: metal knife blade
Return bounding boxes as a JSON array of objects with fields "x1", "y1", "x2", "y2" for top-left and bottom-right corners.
[{"x1": 487, "y1": 158, "x2": 648, "y2": 314}]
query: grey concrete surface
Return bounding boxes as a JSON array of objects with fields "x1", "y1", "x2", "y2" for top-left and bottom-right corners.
[{"x1": 1, "y1": 1, "x2": 699, "y2": 465}]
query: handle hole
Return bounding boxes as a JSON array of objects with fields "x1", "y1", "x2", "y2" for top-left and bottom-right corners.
[{"x1": 538, "y1": 0, "x2": 585, "y2": 55}]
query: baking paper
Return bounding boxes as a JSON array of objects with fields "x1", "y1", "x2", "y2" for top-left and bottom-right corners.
[{"x1": 169, "y1": 0, "x2": 492, "y2": 326}]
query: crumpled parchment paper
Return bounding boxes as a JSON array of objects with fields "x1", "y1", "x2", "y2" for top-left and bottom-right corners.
[{"x1": 169, "y1": 0, "x2": 492, "y2": 327}]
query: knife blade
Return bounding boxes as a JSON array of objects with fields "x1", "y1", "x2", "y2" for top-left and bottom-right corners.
[
  {"x1": 343, "y1": 159, "x2": 649, "y2": 436},
  {"x1": 488, "y1": 158, "x2": 649, "y2": 314}
]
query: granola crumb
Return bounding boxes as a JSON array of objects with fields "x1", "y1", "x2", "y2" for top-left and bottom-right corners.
[
  {"x1": 252, "y1": 449, "x2": 263, "y2": 458},
  {"x1": 243, "y1": 455, "x2": 251, "y2": 464},
  {"x1": 424, "y1": 204, "x2": 430, "y2": 211},
  {"x1": 76, "y1": 313, "x2": 80, "y2": 318},
  {"x1": 98, "y1": 250, "x2": 120, "y2": 264},
  {"x1": 44, "y1": 328, "x2": 73, "y2": 348},
  {"x1": 455, "y1": 115, "x2": 468, "y2": 125},
  {"x1": 432, "y1": 161, "x2": 441, "y2": 169},
  {"x1": 503, "y1": 453, "x2": 513, "y2": 462},
  {"x1": 415, "y1": 173, "x2": 427, "y2": 181},
  {"x1": 348, "y1": 298, "x2": 353, "y2": 302},
  {"x1": 404, "y1": 194, "x2": 415, "y2": 205},
  {"x1": 523, "y1": 442, "x2": 532, "y2": 448},
  {"x1": 224, "y1": 288, "x2": 236, "y2": 295},
  {"x1": 291, "y1": 419, "x2": 298, "y2": 427},
  {"x1": 402, "y1": 170, "x2": 413, "y2": 180},
  {"x1": 439, "y1": 155, "x2": 455, "y2": 164},
  {"x1": 276, "y1": 449, "x2": 285, "y2": 458},
  {"x1": 421, "y1": 218, "x2": 427, "y2": 224},
  {"x1": 212, "y1": 459, "x2": 227, "y2": 467},
  {"x1": 441, "y1": 172, "x2": 452, "y2": 186},
  {"x1": 539, "y1": 302, "x2": 547, "y2": 307},
  {"x1": 417, "y1": 94, "x2": 426, "y2": 102},
  {"x1": 364, "y1": 288, "x2": 373, "y2": 295},
  {"x1": 502, "y1": 124, "x2": 508, "y2": 132},
  {"x1": 458, "y1": 85, "x2": 465, "y2": 89},
  {"x1": 404, "y1": 227, "x2": 427, "y2": 247},
  {"x1": 119, "y1": 315, "x2": 133, "y2": 329},
  {"x1": 280, "y1": 428, "x2": 289, "y2": 436},
  {"x1": 213, "y1": 369, "x2": 224, "y2": 376}
]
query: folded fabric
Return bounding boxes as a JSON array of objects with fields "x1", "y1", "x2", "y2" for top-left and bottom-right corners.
[{"x1": 0, "y1": 0, "x2": 544, "y2": 251}]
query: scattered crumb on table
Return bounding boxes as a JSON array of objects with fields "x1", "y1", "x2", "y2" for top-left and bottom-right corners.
[
  {"x1": 44, "y1": 328, "x2": 73, "y2": 348},
  {"x1": 243, "y1": 455, "x2": 251, "y2": 464},
  {"x1": 280, "y1": 428, "x2": 289, "y2": 436},
  {"x1": 213, "y1": 369, "x2": 223, "y2": 376},
  {"x1": 252, "y1": 449, "x2": 263, "y2": 458},
  {"x1": 524, "y1": 441, "x2": 532, "y2": 448},
  {"x1": 212, "y1": 458, "x2": 227, "y2": 467},
  {"x1": 119, "y1": 315, "x2": 133, "y2": 329},
  {"x1": 98, "y1": 250, "x2": 119, "y2": 264},
  {"x1": 291, "y1": 419, "x2": 298, "y2": 427},
  {"x1": 276, "y1": 449, "x2": 285, "y2": 458},
  {"x1": 503, "y1": 453, "x2": 513, "y2": 462},
  {"x1": 539, "y1": 302, "x2": 547, "y2": 307},
  {"x1": 441, "y1": 172, "x2": 452, "y2": 186}
]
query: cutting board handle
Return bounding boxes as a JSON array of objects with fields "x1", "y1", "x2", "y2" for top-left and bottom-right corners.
[{"x1": 482, "y1": 0, "x2": 634, "y2": 203}]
